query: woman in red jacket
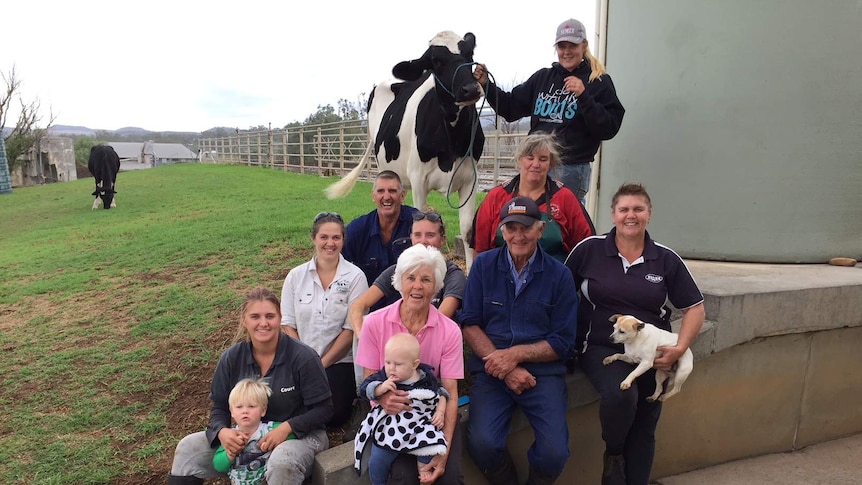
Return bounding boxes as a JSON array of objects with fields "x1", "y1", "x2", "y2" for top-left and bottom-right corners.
[{"x1": 470, "y1": 132, "x2": 595, "y2": 262}]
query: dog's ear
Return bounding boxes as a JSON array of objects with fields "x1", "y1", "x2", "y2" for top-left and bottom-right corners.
[
  {"x1": 636, "y1": 322, "x2": 645, "y2": 331},
  {"x1": 609, "y1": 314, "x2": 622, "y2": 323}
]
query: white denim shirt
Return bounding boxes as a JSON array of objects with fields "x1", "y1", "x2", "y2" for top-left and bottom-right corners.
[{"x1": 280, "y1": 254, "x2": 368, "y2": 364}]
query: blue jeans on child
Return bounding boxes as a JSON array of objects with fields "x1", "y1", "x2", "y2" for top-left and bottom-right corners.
[{"x1": 369, "y1": 444, "x2": 432, "y2": 485}]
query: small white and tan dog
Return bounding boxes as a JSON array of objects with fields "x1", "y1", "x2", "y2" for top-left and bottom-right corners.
[{"x1": 602, "y1": 314, "x2": 693, "y2": 402}]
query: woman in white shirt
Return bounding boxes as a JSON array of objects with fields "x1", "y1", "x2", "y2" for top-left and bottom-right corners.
[{"x1": 280, "y1": 212, "x2": 369, "y2": 427}]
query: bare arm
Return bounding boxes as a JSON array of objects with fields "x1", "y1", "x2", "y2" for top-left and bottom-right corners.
[
  {"x1": 655, "y1": 303, "x2": 705, "y2": 370},
  {"x1": 282, "y1": 326, "x2": 300, "y2": 340},
  {"x1": 484, "y1": 341, "x2": 559, "y2": 379},
  {"x1": 462, "y1": 325, "x2": 498, "y2": 360},
  {"x1": 364, "y1": 366, "x2": 410, "y2": 414},
  {"x1": 319, "y1": 329, "x2": 354, "y2": 368},
  {"x1": 436, "y1": 296, "x2": 461, "y2": 319},
  {"x1": 463, "y1": 324, "x2": 537, "y2": 393},
  {"x1": 431, "y1": 394, "x2": 447, "y2": 428},
  {"x1": 421, "y1": 378, "x2": 458, "y2": 484},
  {"x1": 259, "y1": 421, "x2": 294, "y2": 452},
  {"x1": 348, "y1": 286, "x2": 385, "y2": 335},
  {"x1": 373, "y1": 375, "x2": 398, "y2": 397},
  {"x1": 217, "y1": 428, "x2": 248, "y2": 457}
]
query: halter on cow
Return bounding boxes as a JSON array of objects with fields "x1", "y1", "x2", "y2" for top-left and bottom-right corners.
[
  {"x1": 325, "y1": 31, "x2": 485, "y2": 271},
  {"x1": 88, "y1": 145, "x2": 120, "y2": 209}
]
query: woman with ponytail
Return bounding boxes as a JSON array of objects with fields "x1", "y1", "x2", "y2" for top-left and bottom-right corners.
[{"x1": 473, "y1": 18, "x2": 625, "y2": 203}]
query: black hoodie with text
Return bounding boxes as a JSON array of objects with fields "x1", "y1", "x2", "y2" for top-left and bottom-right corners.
[{"x1": 485, "y1": 58, "x2": 625, "y2": 166}]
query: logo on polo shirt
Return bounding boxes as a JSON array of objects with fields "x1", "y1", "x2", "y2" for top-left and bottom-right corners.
[
  {"x1": 281, "y1": 386, "x2": 296, "y2": 392},
  {"x1": 645, "y1": 274, "x2": 663, "y2": 284}
]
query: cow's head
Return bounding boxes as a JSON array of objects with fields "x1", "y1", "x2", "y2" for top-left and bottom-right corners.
[
  {"x1": 392, "y1": 31, "x2": 483, "y2": 106},
  {"x1": 93, "y1": 185, "x2": 116, "y2": 209}
]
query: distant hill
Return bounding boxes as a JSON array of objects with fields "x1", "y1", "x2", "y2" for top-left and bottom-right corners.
[
  {"x1": 30, "y1": 125, "x2": 241, "y2": 151},
  {"x1": 49, "y1": 125, "x2": 204, "y2": 138},
  {"x1": 49, "y1": 125, "x2": 97, "y2": 136},
  {"x1": 113, "y1": 126, "x2": 154, "y2": 136},
  {"x1": 4, "y1": 125, "x2": 256, "y2": 155}
]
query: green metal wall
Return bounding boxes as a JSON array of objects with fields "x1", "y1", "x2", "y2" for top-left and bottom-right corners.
[{"x1": 597, "y1": 1, "x2": 862, "y2": 262}]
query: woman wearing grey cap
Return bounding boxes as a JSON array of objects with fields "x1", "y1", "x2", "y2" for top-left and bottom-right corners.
[{"x1": 473, "y1": 18, "x2": 625, "y2": 204}]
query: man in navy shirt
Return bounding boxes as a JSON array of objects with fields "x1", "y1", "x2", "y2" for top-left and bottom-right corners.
[{"x1": 342, "y1": 170, "x2": 418, "y2": 306}]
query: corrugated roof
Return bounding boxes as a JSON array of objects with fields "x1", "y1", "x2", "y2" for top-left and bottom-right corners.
[
  {"x1": 107, "y1": 142, "x2": 143, "y2": 159},
  {"x1": 152, "y1": 143, "x2": 197, "y2": 159},
  {"x1": 107, "y1": 142, "x2": 197, "y2": 160}
]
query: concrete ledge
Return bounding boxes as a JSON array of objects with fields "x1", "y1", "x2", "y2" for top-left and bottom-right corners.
[
  {"x1": 313, "y1": 261, "x2": 862, "y2": 484},
  {"x1": 689, "y1": 260, "x2": 862, "y2": 352}
]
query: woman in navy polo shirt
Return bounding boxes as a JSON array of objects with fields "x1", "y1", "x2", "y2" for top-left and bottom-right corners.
[{"x1": 565, "y1": 183, "x2": 705, "y2": 485}]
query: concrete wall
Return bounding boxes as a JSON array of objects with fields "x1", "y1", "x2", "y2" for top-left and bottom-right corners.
[
  {"x1": 312, "y1": 262, "x2": 862, "y2": 484},
  {"x1": 10, "y1": 136, "x2": 76, "y2": 187},
  {"x1": 596, "y1": 1, "x2": 862, "y2": 262},
  {"x1": 654, "y1": 327, "x2": 862, "y2": 478}
]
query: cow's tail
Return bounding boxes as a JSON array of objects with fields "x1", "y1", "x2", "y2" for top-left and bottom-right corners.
[{"x1": 325, "y1": 141, "x2": 373, "y2": 199}]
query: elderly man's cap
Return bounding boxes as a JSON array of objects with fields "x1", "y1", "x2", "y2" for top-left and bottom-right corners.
[
  {"x1": 555, "y1": 18, "x2": 587, "y2": 45},
  {"x1": 499, "y1": 196, "x2": 542, "y2": 227}
]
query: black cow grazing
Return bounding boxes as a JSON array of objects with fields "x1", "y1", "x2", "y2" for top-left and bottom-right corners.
[
  {"x1": 88, "y1": 145, "x2": 120, "y2": 209},
  {"x1": 326, "y1": 31, "x2": 485, "y2": 270}
]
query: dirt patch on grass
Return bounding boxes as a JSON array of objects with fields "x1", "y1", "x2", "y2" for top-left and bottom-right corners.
[
  {"x1": 1, "y1": 242, "x2": 462, "y2": 484},
  {"x1": 0, "y1": 270, "x2": 247, "y2": 483}
]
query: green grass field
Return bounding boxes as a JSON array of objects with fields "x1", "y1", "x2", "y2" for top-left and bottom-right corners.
[{"x1": 0, "y1": 163, "x2": 477, "y2": 484}]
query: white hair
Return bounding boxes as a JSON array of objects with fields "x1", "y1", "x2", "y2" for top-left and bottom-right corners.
[{"x1": 392, "y1": 244, "x2": 447, "y2": 294}]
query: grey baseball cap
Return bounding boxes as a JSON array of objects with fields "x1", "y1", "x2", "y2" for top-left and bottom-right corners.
[{"x1": 555, "y1": 18, "x2": 587, "y2": 45}]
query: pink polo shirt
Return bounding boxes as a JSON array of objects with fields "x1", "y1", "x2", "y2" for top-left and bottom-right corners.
[{"x1": 356, "y1": 300, "x2": 464, "y2": 380}]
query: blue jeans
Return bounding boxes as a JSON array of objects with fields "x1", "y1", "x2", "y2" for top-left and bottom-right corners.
[
  {"x1": 369, "y1": 444, "x2": 431, "y2": 485},
  {"x1": 466, "y1": 372, "x2": 570, "y2": 479},
  {"x1": 385, "y1": 419, "x2": 465, "y2": 484},
  {"x1": 555, "y1": 163, "x2": 591, "y2": 203}
]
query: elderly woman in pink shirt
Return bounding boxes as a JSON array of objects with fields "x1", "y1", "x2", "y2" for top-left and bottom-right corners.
[{"x1": 355, "y1": 244, "x2": 464, "y2": 485}]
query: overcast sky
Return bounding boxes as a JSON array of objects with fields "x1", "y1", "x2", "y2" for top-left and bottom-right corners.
[{"x1": 3, "y1": 1, "x2": 597, "y2": 133}]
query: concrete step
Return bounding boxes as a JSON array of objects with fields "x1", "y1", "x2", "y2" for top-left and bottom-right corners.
[
  {"x1": 654, "y1": 432, "x2": 862, "y2": 484},
  {"x1": 682, "y1": 260, "x2": 862, "y2": 356}
]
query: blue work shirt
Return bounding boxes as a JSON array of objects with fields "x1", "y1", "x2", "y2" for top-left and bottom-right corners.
[
  {"x1": 459, "y1": 245, "x2": 579, "y2": 376},
  {"x1": 343, "y1": 205, "x2": 418, "y2": 291}
]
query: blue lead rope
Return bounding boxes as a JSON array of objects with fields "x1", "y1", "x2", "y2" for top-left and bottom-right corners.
[{"x1": 433, "y1": 62, "x2": 499, "y2": 211}]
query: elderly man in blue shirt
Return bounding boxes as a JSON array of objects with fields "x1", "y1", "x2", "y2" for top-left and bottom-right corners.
[{"x1": 459, "y1": 196, "x2": 578, "y2": 485}]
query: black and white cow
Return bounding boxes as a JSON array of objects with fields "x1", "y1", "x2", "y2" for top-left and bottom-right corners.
[
  {"x1": 326, "y1": 31, "x2": 485, "y2": 270},
  {"x1": 88, "y1": 145, "x2": 120, "y2": 209}
]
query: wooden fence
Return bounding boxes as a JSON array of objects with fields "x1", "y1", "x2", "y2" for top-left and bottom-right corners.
[{"x1": 197, "y1": 117, "x2": 525, "y2": 190}]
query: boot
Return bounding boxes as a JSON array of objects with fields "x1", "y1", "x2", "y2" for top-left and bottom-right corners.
[
  {"x1": 166, "y1": 474, "x2": 203, "y2": 485},
  {"x1": 480, "y1": 452, "x2": 518, "y2": 485},
  {"x1": 525, "y1": 464, "x2": 558, "y2": 485},
  {"x1": 601, "y1": 451, "x2": 627, "y2": 485}
]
